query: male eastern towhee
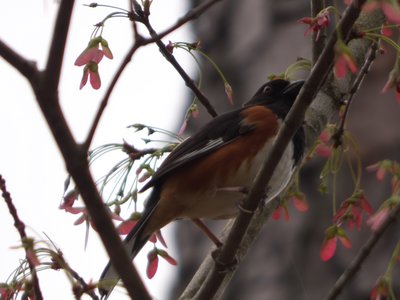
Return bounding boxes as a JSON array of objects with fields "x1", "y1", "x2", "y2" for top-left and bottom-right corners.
[{"x1": 99, "y1": 79, "x2": 305, "y2": 298}]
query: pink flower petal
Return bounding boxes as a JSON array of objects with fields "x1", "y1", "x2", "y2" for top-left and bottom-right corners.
[
  {"x1": 147, "y1": 251, "x2": 159, "y2": 279},
  {"x1": 334, "y1": 55, "x2": 347, "y2": 78},
  {"x1": 320, "y1": 237, "x2": 337, "y2": 261},
  {"x1": 117, "y1": 220, "x2": 137, "y2": 235},
  {"x1": 316, "y1": 144, "x2": 332, "y2": 158},
  {"x1": 155, "y1": 230, "x2": 167, "y2": 248},
  {"x1": 339, "y1": 235, "x2": 352, "y2": 249},
  {"x1": 79, "y1": 68, "x2": 89, "y2": 90},
  {"x1": 382, "y1": 3, "x2": 400, "y2": 24},
  {"x1": 75, "y1": 47, "x2": 103, "y2": 66},
  {"x1": 89, "y1": 69, "x2": 101, "y2": 90},
  {"x1": 367, "y1": 207, "x2": 390, "y2": 231},
  {"x1": 293, "y1": 196, "x2": 309, "y2": 212},
  {"x1": 319, "y1": 130, "x2": 331, "y2": 143},
  {"x1": 158, "y1": 249, "x2": 178, "y2": 266}
]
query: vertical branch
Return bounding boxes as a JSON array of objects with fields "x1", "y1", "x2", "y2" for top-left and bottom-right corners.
[
  {"x1": 44, "y1": 0, "x2": 76, "y2": 90},
  {"x1": 0, "y1": 175, "x2": 43, "y2": 300},
  {"x1": 311, "y1": 0, "x2": 326, "y2": 64}
]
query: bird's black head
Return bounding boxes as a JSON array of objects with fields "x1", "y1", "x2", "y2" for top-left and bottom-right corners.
[{"x1": 244, "y1": 79, "x2": 304, "y2": 118}]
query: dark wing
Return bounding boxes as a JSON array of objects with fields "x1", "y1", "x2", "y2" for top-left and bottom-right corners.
[{"x1": 140, "y1": 107, "x2": 253, "y2": 192}]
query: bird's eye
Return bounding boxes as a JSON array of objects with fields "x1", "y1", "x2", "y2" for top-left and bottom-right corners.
[{"x1": 263, "y1": 85, "x2": 272, "y2": 94}]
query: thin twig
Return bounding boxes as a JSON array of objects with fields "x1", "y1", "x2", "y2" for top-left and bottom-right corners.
[
  {"x1": 324, "y1": 203, "x2": 400, "y2": 300},
  {"x1": 332, "y1": 42, "x2": 378, "y2": 147},
  {"x1": 194, "y1": 1, "x2": 368, "y2": 299},
  {"x1": 0, "y1": 174, "x2": 43, "y2": 300},
  {"x1": 145, "y1": 0, "x2": 223, "y2": 46},
  {"x1": 137, "y1": 2, "x2": 219, "y2": 118}
]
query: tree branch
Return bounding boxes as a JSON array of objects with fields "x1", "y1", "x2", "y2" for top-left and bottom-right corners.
[
  {"x1": 0, "y1": 174, "x2": 43, "y2": 300},
  {"x1": 43, "y1": 0, "x2": 75, "y2": 90},
  {"x1": 0, "y1": 39, "x2": 38, "y2": 81},
  {"x1": 181, "y1": 2, "x2": 385, "y2": 299}
]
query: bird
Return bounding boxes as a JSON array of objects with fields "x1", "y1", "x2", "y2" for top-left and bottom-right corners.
[{"x1": 99, "y1": 79, "x2": 305, "y2": 298}]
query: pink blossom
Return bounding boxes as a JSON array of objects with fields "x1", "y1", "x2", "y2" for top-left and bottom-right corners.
[
  {"x1": 367, "y1": 206, "x2": 390, "y2": 231},
  {"x1": 75, "y1": 37, "x2": 113, "y2": 66},
  {"x1": 299, "y1": 9, "x2": 330, "y2": 41},
  {"x1": 272, "y1": 204, "x2": 290, "y2": 221},
  {"x1": 320, "y1": 235, "x2": 337, "y2": 261},
  {"x1": 370, "y1": 277, "x2": 390, "y2": 300},
  {"x1": 292, "y1": 193, "x2": 309, "y2": 212},
  {"x1": 315, "y1": 144, "x2": 332, "y2": 158},
  {"x1": 333, "y1": 193, "x2": 373, "y2": 230},
  {"x1": 157, "y1": 249, "x2": 178, "y2": 266},
  {"x1": 80, "y1": 62, "x2": 101, "y2": 90},
  {"x1": 225, "y1": 82, "x2": 234, "y2": 105},
  {"x1": 320, "y1": 226, "x2": 352, "y2": 261},
  {"x1": 146, "y1": 248, "x2": 178, "y2": 279},
  {"x1": 334, "y1": 51, "x2": 358, "y2": 78},
  {"x1": 147, "y1": 249, "x2": 158, "y2": 279}
]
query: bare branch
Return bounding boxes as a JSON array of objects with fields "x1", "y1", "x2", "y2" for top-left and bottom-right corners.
[
  {"x1": 148, "y1": 0, "x2": 223, "y2": 44},
  {"x1": 0, "y1": 174, "x2": 43, "y2": 300}
]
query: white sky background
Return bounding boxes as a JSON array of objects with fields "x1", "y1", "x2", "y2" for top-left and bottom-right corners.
[{"x1": 0, "y1": 1, "x2": 193, "y2": 299}]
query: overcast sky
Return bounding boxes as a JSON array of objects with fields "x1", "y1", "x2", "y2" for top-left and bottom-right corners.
[{"x1": 0, "y1": 1, "x2": 193, "y2": 299}]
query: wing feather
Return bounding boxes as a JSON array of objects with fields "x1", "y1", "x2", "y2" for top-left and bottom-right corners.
[{"x1": 140, "y1": 107, "x2": 253, "y2": 191}]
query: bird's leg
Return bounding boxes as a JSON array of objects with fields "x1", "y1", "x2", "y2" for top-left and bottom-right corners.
[{"x1": 191, "y1": 218, "x2": 223, "y2": 248}]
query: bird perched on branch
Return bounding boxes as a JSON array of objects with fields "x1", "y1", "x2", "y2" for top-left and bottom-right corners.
[{"x1": 99, "y1": 79, "x2": 305, "y2": 298}]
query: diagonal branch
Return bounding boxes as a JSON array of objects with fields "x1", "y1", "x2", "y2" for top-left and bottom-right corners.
[
  {"x1": 181, "y1": 1, "x2": 382, "y2": 299},
  {"x1": 0, "y1": 174, "x2": 43, "y2": 300},
  {"x1": 137, "y1": 2, "x2": 219, "y2": 117},
  {"x1": 0, "y1": 39, "x2": 38, "y2": 81}
]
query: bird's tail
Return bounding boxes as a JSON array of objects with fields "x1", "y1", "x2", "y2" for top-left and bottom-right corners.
[{"x1": 99, "y1": 187, "x2": 161, "y2": 299}]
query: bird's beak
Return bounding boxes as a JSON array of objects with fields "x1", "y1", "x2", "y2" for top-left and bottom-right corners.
[{"x1": 282, "y1": 80, "x2": 304, "y2": 96}]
